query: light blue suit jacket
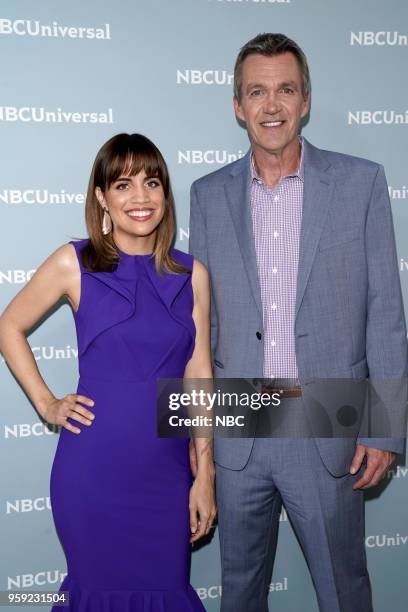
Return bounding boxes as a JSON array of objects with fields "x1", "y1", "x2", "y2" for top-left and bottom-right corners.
[{"x1": 189, "y1": 138, "x2": 407, "y2": 476}]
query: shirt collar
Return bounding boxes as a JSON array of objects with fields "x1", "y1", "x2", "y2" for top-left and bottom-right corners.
[{"x1": 250, "y1": 136, "x2": 305, "y2": 185}]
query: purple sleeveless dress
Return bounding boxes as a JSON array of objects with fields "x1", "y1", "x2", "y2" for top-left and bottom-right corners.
[{"x1": 50, "y1": 238, "x2": 204, "y2": 611}]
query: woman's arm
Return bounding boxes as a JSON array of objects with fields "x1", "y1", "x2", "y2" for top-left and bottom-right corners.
[
  {"x1": 0, "y1": 243, "x2": 95, "y2": 432},
  {"x1": 184, "y1": 258, "x2": 216, "y2": 541}
]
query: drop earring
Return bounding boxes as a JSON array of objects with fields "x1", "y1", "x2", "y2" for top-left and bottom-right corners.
[{"x1": 101, "y1": 207, "x2": 112, "y2": 235}]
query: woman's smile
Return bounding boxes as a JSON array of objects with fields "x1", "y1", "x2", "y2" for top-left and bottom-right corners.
[{"x1": 125, "y1": 208, "x2": 155, "y2": 222}]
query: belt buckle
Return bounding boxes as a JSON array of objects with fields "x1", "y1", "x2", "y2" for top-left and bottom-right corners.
[
  {"x1": 261, "y1": 379, "x2": 282, "y2": 396},
  {"x1": 261, "y1": 379, "x2": 302, "y2": 398}
]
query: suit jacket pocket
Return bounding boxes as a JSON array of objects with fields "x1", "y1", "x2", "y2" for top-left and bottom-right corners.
[{"x1": 319, "y1": 227, "x2": 361, "y2": 251}]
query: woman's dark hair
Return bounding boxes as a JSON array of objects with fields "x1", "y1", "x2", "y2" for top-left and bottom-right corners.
[{"x1": 80, "y1": 132, "x2": 189, "y2": 275}]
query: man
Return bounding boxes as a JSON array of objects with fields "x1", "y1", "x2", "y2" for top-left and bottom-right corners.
[{"x1": 188, "y1": 33, "x2": 407, "y2": 612}]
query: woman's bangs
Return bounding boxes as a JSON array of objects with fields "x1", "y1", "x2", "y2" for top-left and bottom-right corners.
[{"x1": 105, "y1": 149, "x2": 162, "y2": 188}]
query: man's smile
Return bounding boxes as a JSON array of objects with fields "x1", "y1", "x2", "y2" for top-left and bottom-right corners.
[{"x1": 260, "y1": 120, "x2": 285, "y2": 128}]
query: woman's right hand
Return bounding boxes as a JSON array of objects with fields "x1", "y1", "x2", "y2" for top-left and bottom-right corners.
[{"x1": 42, "y1": 394, "x2": 96, "y2": 434}]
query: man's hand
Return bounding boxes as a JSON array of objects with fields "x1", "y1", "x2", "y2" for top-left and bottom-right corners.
[{"x1": 350, "y1": 444, "x2": 396, "y2": 490}]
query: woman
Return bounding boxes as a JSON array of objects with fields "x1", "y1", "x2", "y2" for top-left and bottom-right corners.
[{"x1": 0, "y1": 133, "x2": 216, "y2": 610}]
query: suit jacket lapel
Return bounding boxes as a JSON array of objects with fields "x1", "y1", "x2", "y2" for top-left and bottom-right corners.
[
  {"x1": 224, "y1": 151, "x2": 263, "y2": 317},
  {"x1": 223, "y1": 140, "x2": 335, "y2": 322},
  {"x1": 295, "y1": 139, "x2": 335, "y2": 319}
]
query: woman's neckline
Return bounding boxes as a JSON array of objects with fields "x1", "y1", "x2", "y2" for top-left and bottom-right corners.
[{"x1": 117, "y1": 248, "x2": 153, "y2": 258}]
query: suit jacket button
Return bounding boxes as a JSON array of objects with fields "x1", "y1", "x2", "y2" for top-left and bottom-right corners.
[{"x1": 256, "y1": 331, "x2": 262, "y2": 340}]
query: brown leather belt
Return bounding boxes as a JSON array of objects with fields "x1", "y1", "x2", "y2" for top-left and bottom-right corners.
[{"x1": 261, "y1": 386, "x2": 303, "y2": 399}]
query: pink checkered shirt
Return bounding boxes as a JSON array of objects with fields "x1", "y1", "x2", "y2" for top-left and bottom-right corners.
[{"x1": 250, "y1": 138, "x2": 304, "y2": 381}]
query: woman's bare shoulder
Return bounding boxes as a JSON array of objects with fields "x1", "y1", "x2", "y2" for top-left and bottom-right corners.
[{"x1": 40, "y1": 242, "x2": 80, "y2": 277}]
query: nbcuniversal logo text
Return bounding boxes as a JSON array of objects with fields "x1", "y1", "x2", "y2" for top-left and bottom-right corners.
[
  {"x1": 178, "y1": 150, "x2": 244, "y2": 165},
  {"x1": 350, "y1": 31, "x2": 408, "y2": 46},
  {"x1": 196, "y1": 578, "x2": 288, "y2": 600},
  {"x1": 31, "y1": 345, "x2": 78, "y2": 361},
  {"x1": 348, "y1": 110, "x2": 408, "y2": 125},
  {"x1": 8, "y1": 570, "x2": 66, "y2": 589},
  {"x1": 386, "y1": 465, "x2": 408, "y2": 478},
  {"x1": 0, "y1": 269, "x2": 36, "y2": 284},
  {"x1": 6, "y1": 496, "x2": 51, "y2": 514},
  {"x1": 0, "y1": 106, "x2": 113, "y2": 124},
  {"x1": 366, "y1": 533, "x2": 408, "y2": 548},
  {"x1": 177, "y1": 70, "x2": 233, "y2": 85},
  {"x1": 1, "y1": 344, "x2": 78, "y2": 362},
  {"x1": 399, "y1": 259, "x2": 408, "y2": 272},
  {"x1": 4, "y1": 423, "x2": 59, "y2": 439},
  {"x1": 388, "y1": 185, "x2": 408, "y2": 200},
  {"x1": 0, "y1": 18, "x2": 110, "y2": 39},
  {"x1": 0, "y1": 189, "x2": 85, "y2": 205}
]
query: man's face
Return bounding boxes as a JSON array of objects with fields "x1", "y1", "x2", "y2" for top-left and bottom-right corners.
[{"x1": 234, "y1": 52, "x2": 309, "y2": 157}]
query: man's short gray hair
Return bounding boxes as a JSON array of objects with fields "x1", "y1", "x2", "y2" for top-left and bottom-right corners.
[{"x1": 233, "y1": 33, "x2": 311, "y2": 102}]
